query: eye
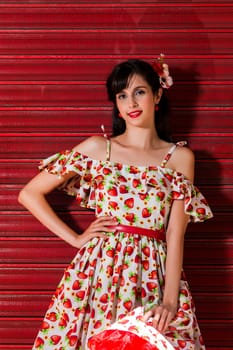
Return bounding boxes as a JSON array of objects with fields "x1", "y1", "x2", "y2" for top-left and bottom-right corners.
[
  {"x1": 117, "y1": 93, "x2": 126, "y2": 100},
  {"x1": 135, "y1": 89, "x2": 146, "y2": 96}
]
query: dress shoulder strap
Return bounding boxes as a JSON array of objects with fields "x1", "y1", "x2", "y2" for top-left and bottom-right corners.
[
  {"x1": 160, "y1": 141, "x2": 187, "y2": 168},
  {"x1": 101, "y1": 124, "x2": 111, "y2": 161},
  {"x1": 106, "y1": 138, "x2": 111, "y2": 161}
]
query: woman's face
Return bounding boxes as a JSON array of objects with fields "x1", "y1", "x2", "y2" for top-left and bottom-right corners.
[{"x1": 115, "y1": 74, "x2": 161, "y2": 128}]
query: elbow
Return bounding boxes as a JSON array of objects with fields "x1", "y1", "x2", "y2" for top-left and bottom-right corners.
[
  {"x1": 18, "y1": 187, "x2": 26, "y2": 206},
  {"x1": 18, "y1": 187, "x2": 32, "y2": 208}
]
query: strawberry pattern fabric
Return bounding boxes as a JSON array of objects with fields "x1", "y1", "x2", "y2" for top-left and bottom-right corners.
[{"x1": 33, "y1": 142, "x2": 213, "y2": 350}]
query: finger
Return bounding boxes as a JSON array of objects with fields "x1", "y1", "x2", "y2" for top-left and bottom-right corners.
[
  {"x1": 152, "y1": 313, "x2": 161, "y2": 329},
  {"x1": 141, "y1": 310, "x2": 154, "y2": 322},
  {"x1": 157, "y1": 310, "x2": 168, "y2": 332}
]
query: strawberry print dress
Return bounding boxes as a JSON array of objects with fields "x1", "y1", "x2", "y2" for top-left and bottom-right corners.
[{"x1": 32, "y1": 141, "x2": 213, "y2": 350}]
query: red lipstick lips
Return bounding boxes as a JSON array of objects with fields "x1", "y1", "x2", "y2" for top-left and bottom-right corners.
[{"x1": 128, "y1": 110, "x2": 142, "y2": 118}]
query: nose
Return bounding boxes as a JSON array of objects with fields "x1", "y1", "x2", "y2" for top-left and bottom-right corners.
[{"x1": 128, "y1": 95, "x2": 138, "y2": 108}]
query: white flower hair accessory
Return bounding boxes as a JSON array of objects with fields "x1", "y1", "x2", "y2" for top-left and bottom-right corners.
[{"x1": 152, "y1": 53, "x2": 173, "y2": 89}]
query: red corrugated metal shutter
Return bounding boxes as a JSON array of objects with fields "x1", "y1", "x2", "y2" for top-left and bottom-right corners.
[{"x1": 0, "y1": 1, "x2": 232, "y2": 349}]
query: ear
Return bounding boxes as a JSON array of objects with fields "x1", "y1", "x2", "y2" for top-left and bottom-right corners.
[{"x1": 154, "y1": 88, "x2": 163, "y2": 104}]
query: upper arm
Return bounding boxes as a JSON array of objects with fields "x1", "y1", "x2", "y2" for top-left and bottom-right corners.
[
  {"x1": 19, "y1": 135, "x2": 107, "y2": 198},
  {"x1": 169, "y1": 146, "x2": 195, "y2": 182},
  {"x1": 73, "y1": 135, "x2": 107, "y2": 159},
  {"x1": 166, "y1": 147, "x2": 195, "y2": 241},
  {"x1": 19, "y1": 169, "x2": 75, "y2": 197}
]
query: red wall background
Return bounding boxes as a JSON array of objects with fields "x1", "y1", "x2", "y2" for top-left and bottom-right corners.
[{"x1": 0, "y1": 1, "x2": 232, "y2": 349}]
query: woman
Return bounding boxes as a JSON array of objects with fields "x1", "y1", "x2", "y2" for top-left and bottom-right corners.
[{"x1": 18, "y1": 56, "x2": 213, "y2": 349}]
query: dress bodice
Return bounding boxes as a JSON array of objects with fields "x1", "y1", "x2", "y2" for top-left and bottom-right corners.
[{"x1": 39, "y1": 146, "x2": 213, "y2": 230}]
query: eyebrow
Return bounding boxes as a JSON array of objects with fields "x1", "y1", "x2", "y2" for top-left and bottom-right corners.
[{"x1": 117, "y1": 85, "x2": 148, "y2": 94}]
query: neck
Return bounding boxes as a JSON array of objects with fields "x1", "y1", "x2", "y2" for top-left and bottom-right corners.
[{"x1": 119, "y1": 127, "x2": 161, "y2": 150}]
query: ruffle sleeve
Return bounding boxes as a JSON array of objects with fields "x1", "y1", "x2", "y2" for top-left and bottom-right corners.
[
  {"x1": 39, "y1": 150, "x2": 96, "y2": 209},
  {"x1": 170, "y1": 173, "x2": 213, "y2": 223}
]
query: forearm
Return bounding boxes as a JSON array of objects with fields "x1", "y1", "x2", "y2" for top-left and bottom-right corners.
[
  {"x1": 163, "y1": 234, "x2": 184, "y2": 306},
  {"x1": 18, "y1": 188, "x2": 79, "y2": 247}
]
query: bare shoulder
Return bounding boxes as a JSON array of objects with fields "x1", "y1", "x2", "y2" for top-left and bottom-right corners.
[
  {"x1": 72, "y1": 135, "x2": 107, "y2": 159},
  {"x1": 170, "y1": 145, "x2": 195, "y2": 182}
]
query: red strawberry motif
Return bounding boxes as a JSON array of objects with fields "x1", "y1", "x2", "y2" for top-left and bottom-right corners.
[
  {"x1": 196, "y1": 207, "x2": 206, "y2": 216},
  {"x1": 58, "y1": 317, "x2": 67, "y2": 328},
  {"x1": 46, "y1": 312, "x2": 57, "y2": 322},
  {"x1": 106, "y1": 247, "x2": 115, "y2": 257},
  {"x1": 139, "y1": 193, "x2": 149, "y2": 201},
  {"x1": 97, "y1": 181, "x2": 105, "y2": 190},
  {"x1": 100, "y1": 293, "x2": 109, "y2": 303},
  {"x1": 64, "y1": 271, "x2": 70, "y2": 281},
  {"x1": 69, "y1": 335, "x2": 78, "y2": 346},
  {"x1": 114, "y1": 254, "x2": 118, "y2": 265},
  {"x1": 109, "y1": 201, "x2": 118, "y2": 210},
  {"x1": 72, "y1": 280, "x2": 81, "y2": 290},
  {"x1": 107, "y1": 265, "x2": 113, "y2": 276},
  {"x1": 50, "y1": 335, "x2": 61, "y2": 345},
  {"x1": 125, "y1": 213, "x2": 136, "y2": 223},
  {"x1": 122, "y1": 262, "x2": 129, "y2": 270},
  {"x1": 146, "y1": 282, "x2": 158, "y2": 292},
  {"x1": 177, "y1": 340, "x2": 187, "y2": 348},
  {"x1": 132, "y1": 179, "x2": 141, "y2": 188},
  {"x1": 157, "y1": 191, "x2": 165, "y2": 201},
  {"x1": 100, "y1": 304, "x2": 107, "y2": 313},
  {"x1": 76, "y1": 290, "x2": 85, "y2": 301},
  {"x1": 117, "y1": 175, "x2": 127, "y2": 182},
  {"x1": 186, "y1": 204, "x2": 193, "y2": 212},
  {"x1": 96, "y1": 204, "x2": 103, "y2": 214},
  {"x1": 124, "y1": 197, "x2": 134, "y2": 208},
  {"x1": 41, "y1": 321, "x2": 50, "y2": 330},
  {"x1": 112, "y1": 276, "x2": 119, "y2": 285},
  {"x1": 129, "y1": 166, "x2": 138, "y2": 174},
  {"x1": 119, "y1": 184, "x2": 129, "y2": 193},
  {"x1": 171, "y1": 191, "x2": 181, "y2": 199},
  {"x1": 120, "y1": 276, "x2": 125, "y2": 286},
  {"x1": 116, "y1": 241, "x2": 122, "y2": 252},
  {"x1": 148, "y1": 270, "x2": 157, "y2": 279},
  {"x1": 63, "y1": 298, "x2": 72, "y2": 308},
  {"x1": 94, "y1": 320, "x2": 102, "y2": 329},
  {"x1": 177, "y1": 310, "x2": 185, "y2": 318},
  {"x1": 77, "y1": 271, "x2": 87, "y2": 279},
  {"x1": 123, "y1": 299, "x2": 132, "y2": 311},
  {"x1": 124, "y1": 245, "x2": 134, "y2": 256},
  {"x1": 129, "y1": 273, "x2": 138, "y2": 283},
  {"x1": 160, "y1": 178, "x2": 167, "y2": 187},
  {"x1": 142, "y1": 208, "x2": 151, "y2": 218},
  {"x1": 99, "y1": 192, "x2": 104, "y2": 201},
  {"x1": 89, "y1": 190, "x2": 95, "y2": 200},
  {"x1": 54, "y1": 284, "x2": 64, "y2": 298},
  {"x1": 84, "y1": 174, "x2": 92, "y2": 182},
  {"x1": 35, "y1": 337, "x2": 44, "y2": 348},
  {"x1": 142, "y1": 260, "x2": 149, "y2": 271},
  {"x1": 164, "y1": 173, "x2": 173, "y2": 182},
  {"x1": 134, "y1": 254, "x2": 141, "y2": 263},
  {"x1": 87, "y1": 245, "x2": 94, "y2": 254},
  {"x1": 180, "y1": 288, "x2": 188, "y2": 297},
  {"x1": 149, "y1": 178, "x2": 158, "y2": 186},
  {"x1": 116, "y1": 163, "x2": 122, "y2": 170},
  {"x1": 106, "y1": 310, "x2": 113, "y2": 320},
  {"x1": 103, "y1": 167, "x2": 112, "y2": 175},
  {"x1": 107, "y1": 186, "x2": 118, "y2": 196},
  {"x1": 90, "y1": 258, "x2": 97, "y2": 267},
  {"x1": 142, "y1": 246, "x2": 150, "y2": 257},
  {"x1": 160, "y1": 206, "x2": 165, "y2": 217},
  {"x1": 141, "y1": 287, "x2": 146, "y2": 298},
  {"x1": 182, "y1": 302, "x2": 190, "y2": 310}
]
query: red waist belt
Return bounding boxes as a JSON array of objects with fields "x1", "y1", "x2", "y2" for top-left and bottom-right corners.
[{"x1": 108, "y1": 224, "x2": 166, "y2": 241}]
